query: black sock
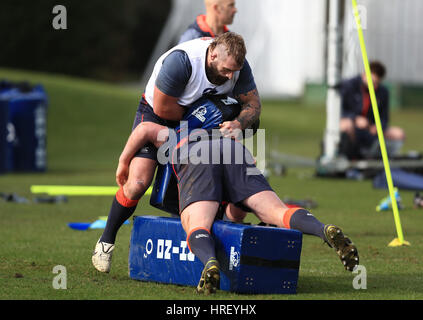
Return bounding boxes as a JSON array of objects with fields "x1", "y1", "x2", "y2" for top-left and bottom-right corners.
[
  {"x1": 100, "y1": 194, "x2": 138, "y2": 244},
  {"x1": 187, "y1": 228, "x2": 216, "y2": 266},
  {"x1": 289, "y1": 209, "x2": 326, "y2": 241}
]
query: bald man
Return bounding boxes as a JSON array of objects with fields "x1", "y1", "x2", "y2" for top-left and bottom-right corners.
[{"x1": 179, "y1": 0, "x2": 237, "y2": 43}]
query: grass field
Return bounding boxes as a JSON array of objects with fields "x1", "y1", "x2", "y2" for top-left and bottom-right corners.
[{"x1": 1, "y1": 67, "x2": 423, "y2": 301}]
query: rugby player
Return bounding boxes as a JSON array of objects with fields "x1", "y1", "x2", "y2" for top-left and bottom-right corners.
[
  {"x1": 95, "y1": 93, "x2": 360, "y2": 294},
  {"x1": 171, "y1": 129, "x2": 360, "y2": 294},
  {"x1": 178, "y1": 0, "x2": 253, "y2": 223},
  {"x1": 92, "y1": 32, "x2": 260, "y2": 273}
]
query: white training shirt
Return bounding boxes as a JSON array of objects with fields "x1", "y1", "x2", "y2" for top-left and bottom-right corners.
[{"x1": 144, "y1": 37, "x2": 240, "y2": 110}]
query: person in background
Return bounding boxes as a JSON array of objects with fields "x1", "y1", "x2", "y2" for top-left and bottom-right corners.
[
  {"x1": 178, "y1": 0, "x2": 237, "y2": 43},
  {"x1": 339, "y1": 61, "x2": 405, "y2": 159}
]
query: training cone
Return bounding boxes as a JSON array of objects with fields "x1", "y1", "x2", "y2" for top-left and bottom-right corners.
[{"x1": 388, "y1": 238, "x2": 411, "y2": 247}]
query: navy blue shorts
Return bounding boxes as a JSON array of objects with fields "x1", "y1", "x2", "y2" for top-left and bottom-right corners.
[
  {"x1": 132, "y1": 98, "x2": 179, "y2": 161},
  {"x1": 172, "y1": 137, "x2": 273, "y2": 213}
]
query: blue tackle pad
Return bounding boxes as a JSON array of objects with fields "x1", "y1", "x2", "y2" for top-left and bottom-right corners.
[{"x1": 129, "y1": 215, "x2": 302, "y2": 294}]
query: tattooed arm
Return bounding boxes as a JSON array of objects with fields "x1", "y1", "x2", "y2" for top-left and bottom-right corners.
[
  {"x1": 234, "y1": 88, "x2": 261, "y2": 129},
  {"x1": 219, "y1": 87, "x2": 261, "y2": 138}
]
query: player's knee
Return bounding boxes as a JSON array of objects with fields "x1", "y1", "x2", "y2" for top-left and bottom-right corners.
[
  {"x1": 124, "y1": 178, "x2": 150, "y2": 199},
  {"x1": 138, "y1": 121, "x2": 155, "y2": 132},
  {"x1": 225, "y1": 204, "x2": 247, "y2": 223}
]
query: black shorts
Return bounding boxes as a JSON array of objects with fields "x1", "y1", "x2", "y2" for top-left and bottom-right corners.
[
  {"x1": 172, "y1": 137, "x2": 273, "y2": 213},
  {"x1": 132, "y1": 97, "x2": 179, "y2": 161}
]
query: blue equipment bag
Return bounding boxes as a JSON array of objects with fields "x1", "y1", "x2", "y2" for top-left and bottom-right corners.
[
  {"x1": 129, "y1": 215, "x2": 302, "y2": 294},
  {"x1": 0, "y1": 100, "x2": 10, "y2": 173},
  {"x1": 0, "y1": 82, "x2": 48, "y2": 172},
  {"x1": 9, "y1": 84, "x2": 48, "y2": 172},
  {"x1": 0, "y1": 85, "x2": 17, "y2": 173}
]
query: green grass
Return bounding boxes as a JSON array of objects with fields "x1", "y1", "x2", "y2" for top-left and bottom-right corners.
[{"x1": 1, "y1": 67, "x2": 423, "y2": 300}]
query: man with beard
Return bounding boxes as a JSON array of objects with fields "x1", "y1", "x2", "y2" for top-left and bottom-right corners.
[{"x1": 92, "y1": 32, "x2": 261, "y2": 274}]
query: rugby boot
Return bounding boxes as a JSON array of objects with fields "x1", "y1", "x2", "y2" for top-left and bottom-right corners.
[
  {"x1": 92, "y1": 239, "x2": 115, "y2": 273},
  {"x1": 196, "y1": 258, "x2": 220, "y2": 295},
  {"x1": 324, "y1": 225, "x2": 359, "y2": 272}
]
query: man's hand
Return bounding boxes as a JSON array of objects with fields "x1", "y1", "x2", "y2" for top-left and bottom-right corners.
[
  {"x1": 219, "y1": 119, "x2": 242, "y2": 139},
  {"x1": 355, "y1": 115, "x2": 369, "y2": 129},
  {"x1": 369, "y1": 124, "x2": 377, "y2": 135},
  {"x1": 116, "y1": 161, "x2": 130, "y2": 188}
]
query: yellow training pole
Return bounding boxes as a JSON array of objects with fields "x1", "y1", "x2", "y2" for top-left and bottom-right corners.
[{"x1": 351, "y1": 0, "x2": 409, "y2": 247}]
